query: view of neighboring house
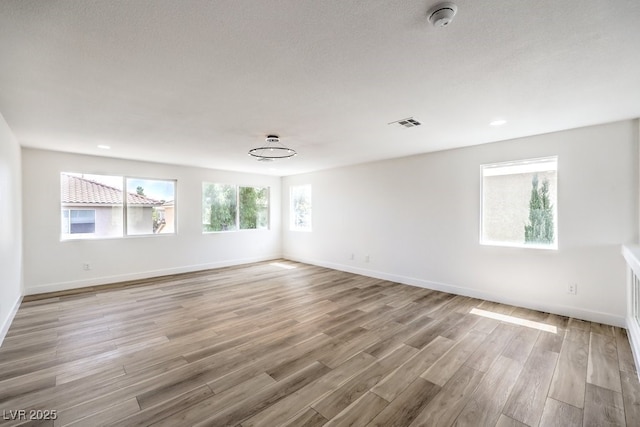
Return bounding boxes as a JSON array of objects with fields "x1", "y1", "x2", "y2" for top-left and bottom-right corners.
[{"x1": 61, "y1": 173, "x2": 173, "y2": 238}]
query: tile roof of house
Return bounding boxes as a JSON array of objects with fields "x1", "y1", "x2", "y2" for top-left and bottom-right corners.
[{"x1": 61, "y1": 174, "x2": 164, "y2": 205}]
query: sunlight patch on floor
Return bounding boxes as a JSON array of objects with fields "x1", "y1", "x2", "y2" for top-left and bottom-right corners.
[
  {"x1": 470, "y1": 308, "x2": 557, "y2": 333},
  {"x1": 270, "y1": 262, "x2": 297, "y2": 270}
]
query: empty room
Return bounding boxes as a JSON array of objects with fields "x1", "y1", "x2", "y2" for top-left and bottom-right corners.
[{"x1": 2, "y1": 1, "x2": 640, "y2": 426}]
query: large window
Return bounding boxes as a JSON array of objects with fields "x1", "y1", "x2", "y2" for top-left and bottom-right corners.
[
  {"x1": 60, "y1": 173, "x2": 176, "y2": 240},
  {"x1": 481, "y1": 157, "x2": 557, "y2": 249},
  {"x1": 202, "y1": 183, "x2": 269, "y2": 232},
  {"x1": 290, "y1": 184, "x2": 312, "y2": 231}
]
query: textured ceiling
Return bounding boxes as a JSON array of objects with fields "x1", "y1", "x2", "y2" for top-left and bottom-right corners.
[{"x1": 1, "y1": 1, "x2": 639, "y2": 176}]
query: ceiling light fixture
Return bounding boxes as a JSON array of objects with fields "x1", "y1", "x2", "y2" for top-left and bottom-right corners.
[
  {"x1": 248, "y1": 135, "x2": 297, "y2": 162},
  {"x1": 490, "y1": 119, "x2": 507, "y2": 126},
  {"x1": 97, "y1": 144, "x2": 111, "y2": 149}
]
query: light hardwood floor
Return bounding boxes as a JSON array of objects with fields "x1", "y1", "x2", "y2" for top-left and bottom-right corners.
[{"x1": 1, "y1": 260, "x2": 639, "y2": 426}]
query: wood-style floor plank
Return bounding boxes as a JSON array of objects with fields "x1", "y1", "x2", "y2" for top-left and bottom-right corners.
[
  {"x1": 583, "y1": 383, "x2": 626, "y2": 427},
  {"x1": 502, "y1": 347, "x2": 559, "y2": 426},
  {"x1": 0, "y1": 260, "x2": 638, "y2": 426},
  {"x1": 587, "y1": 332, "x2": 623, "y2": 393},
  {"x1": 548, "y1": 336, "x2": 588, "y2": 408},
  {"x1": 453, "y1": 355, "x2": 523, "y2": 427},
  {"x1": 368, "y1": 377, "x2": 441, "y2": 427},
  {"x1": 538, "y1": 397, "x2": 583, "y2": 427},
  {"x1": 409, "y1": 365, "x2": 485, "y2": 427}
]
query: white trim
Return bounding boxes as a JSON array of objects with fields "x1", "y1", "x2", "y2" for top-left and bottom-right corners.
[
  {"x1": 622, "y1": 244, "x2": 640, "y2": 382},
  {"x1": 482, "y1": 157, "x2": 558, "y2": 177},
  {"x1": 284, "y1": 254, "x2": 625, "y2": 328},
  {"x1": 0, "y1": 294, "x2": 23, "y2": 348},
  {"x1": 480, "y1": 155, "x2": 559, "y2": 250},
  {"x1": 622, "y1": 244, "x2": 640, "y2": 278},
  {"x1": 627, "y1": 314, "x2": 640, "y2": 383},
  {"x1": 24, "y1": 254, "x2": 281, "y2": 295}
]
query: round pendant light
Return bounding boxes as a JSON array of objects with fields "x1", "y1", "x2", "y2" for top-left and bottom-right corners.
[{"x1": 248, "y1": 135, "x2": 297, "y2": 161}]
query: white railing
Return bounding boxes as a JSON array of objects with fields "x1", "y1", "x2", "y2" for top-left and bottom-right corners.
[{"x1": 622, "y1": 244, "x2": 640, "y2": 381}]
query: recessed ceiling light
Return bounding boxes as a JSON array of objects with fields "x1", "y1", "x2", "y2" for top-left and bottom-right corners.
[
  {"x1": 97, "y1": 144, "x2": 111, "y2": 149},
  {"x1": 490, "y1": 120, "x2": 507, "y2": 127}
]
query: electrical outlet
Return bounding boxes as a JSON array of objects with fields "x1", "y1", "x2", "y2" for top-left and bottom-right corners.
[
  {"x1": 567, "y1": 283, "x2": 577, "y2": 295},
  {"x1": 350, "y1": 253, "x2": 355, "y2": 260},
  {"x1": 83, "y1": 263, "x2": 91, "y2": 271},
  {"x1": 364, "y1": 255, "x2": 370, "y2": 263}
]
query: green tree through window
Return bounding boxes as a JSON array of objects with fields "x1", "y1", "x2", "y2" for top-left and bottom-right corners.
[
  {"x1": 204, "y1": 184, "x2": 237, "y2": 232},
  {"x1": 202, "y1": 183, "x2": 269, "y2": 232},
  {"x1": 524, "y1": 174, "x2": 554, "y2": 244},
  {"x1": 239, "y1": 187, "x2": 268, "y2": 229}
]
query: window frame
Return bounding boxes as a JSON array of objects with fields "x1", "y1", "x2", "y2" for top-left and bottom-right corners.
[
  {"x1": 479, "y1": 156, "x2": 558, "y2": 250},
  {"x1": 290, "y1": 184, "x2": 312, "y2": 232},
  {"x1": 238, "y1": 186, "x2": 270, "y2": 231},
  {"x1": 202, "y1": 182, "x2": 271, "y2": 234},
  {"x1": 62, "y1": 208, "x2": 96, "y2": 235},
  {"x1": 124, "y1": 177, "x2": 177, "y2": 236},
  {"x1": 60, "y1": 173, "x2": 177, "y2": 241}
]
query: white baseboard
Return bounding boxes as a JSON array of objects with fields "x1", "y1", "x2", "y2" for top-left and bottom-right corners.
[
  {"x1": 25, "y1": 254, "x2": 282, "y2": 295},
  {"x1": 284, "y1": 255, "x2": 626, "y2": 328},
  {"x1": 0, "y1": 294, "x2": 23, "y2": 348}
]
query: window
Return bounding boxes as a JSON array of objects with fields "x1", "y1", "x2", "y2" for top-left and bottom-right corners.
[
  {"x1": 126, "y1": 178, "x2": 176, "y2": 235},
  {"x1": 62, "y1": 209, "x2": 96, "y2": 234},
  {"x1": 202, "y1": 183, "x2": 238, "y2": 232},
  {"x1": 202, "y1": 183, "x2": 269, "y2": 232},
  {"x1": 60, "y1": 173, "x2": 176, "y2": 240},
  {"x1": 481, "y1": 157, "x2": 557, "y2": 249},
  {"x1": 290, "y1": 184, "x2": 312, "y2": 231},
  {"x1": 239, "y1": 186, "x2": 269, "y2": 230}
]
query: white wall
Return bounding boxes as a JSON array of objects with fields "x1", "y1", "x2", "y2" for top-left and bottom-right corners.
[
  {"x1": 0, "y1": 113, "x2": 23, "y2": 345},
  {"x1": 283, "y1": 120, "x2": 639, "y2": 326},
  {"x1": 22, "y1": 148, "x2": 282, "y2": 294}
]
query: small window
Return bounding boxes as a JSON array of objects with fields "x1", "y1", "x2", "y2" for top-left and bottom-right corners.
[
  {"x1": 290, "y1": 185, "x2": 312, "y2": 231},
  {"x1": 481, "y1": 157, "x2": 557, "y2": 249}
]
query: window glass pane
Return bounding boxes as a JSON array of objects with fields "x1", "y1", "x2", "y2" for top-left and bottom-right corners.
[
  {"x1": 70, "y1": 210, "x2": 96, "y2": 233},
  {"x1": 481, "y1": 157, "x2": 557, "y2": 249},
  {"x1": 290, "y1": 185, "x2": 312, "y2": 231},
  {"x1": 239, "y1": 186, "x2": 269, "y2": 230},
  {"x1": 61, "y1": 210, "x2": 70, "y2": 234},
  {"x1": 125, "y1": 178, "x2": 176, "y2": 235},
  {"x1": 202, "y1": 183, "x2": 237, "y2": 232},
  {"x1": 60, "y1": 173, "x2": 123, "y2": 239}
]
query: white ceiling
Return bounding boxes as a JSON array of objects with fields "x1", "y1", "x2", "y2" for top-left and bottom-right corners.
[{"x1": 1, "y1": 1, "x2": 639, "y2": 176}]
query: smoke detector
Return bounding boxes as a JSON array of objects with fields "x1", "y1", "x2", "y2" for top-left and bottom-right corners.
[{"x1": 427, "y1": 2, "x2": 458, "y2": 27}]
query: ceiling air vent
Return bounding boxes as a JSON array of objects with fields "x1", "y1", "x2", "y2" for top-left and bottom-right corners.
[{"x1": 389, "y1": 117, "x2": 422, "y2": 128}]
